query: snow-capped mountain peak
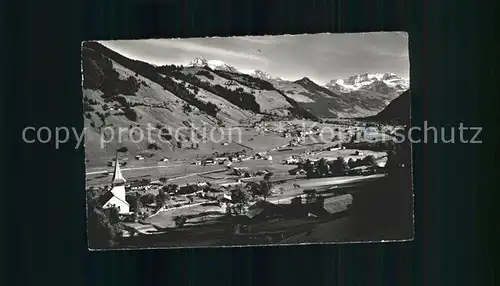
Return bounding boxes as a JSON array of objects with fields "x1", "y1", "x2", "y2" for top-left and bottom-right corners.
[
  {"x1": 189, "y1": 57, "x2": 209, "y2": 67},
  {"x1": 188, "y1": 57, "x2": 239, "y2": 73},
  {"x1": 252, "y1": 69, "x2": 285, "y2": 82},
  {"x1": 326, "y1": 72, "x2": 409, "y2": 94},
  {"x1": 342, "y1": 72, "x2": 399, "y2": 85}
]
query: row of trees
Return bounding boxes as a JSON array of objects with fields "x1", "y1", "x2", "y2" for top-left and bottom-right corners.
[
  {"x1": 299, "y1": 158, "x2": 347, "y2": 179},
  {"x1": 299, "y1": 155, "x2": 378, "y2": 179},
  {"x1": 86, "y1": 189, "x2": 123, "y2": 248}
]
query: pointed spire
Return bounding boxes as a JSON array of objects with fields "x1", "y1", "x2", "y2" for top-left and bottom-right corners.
[{"x1": 112, "y1": 151, "x2": 126, "y2": 185}]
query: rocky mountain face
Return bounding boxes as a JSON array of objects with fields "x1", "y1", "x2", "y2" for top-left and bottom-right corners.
[
  {"x1": 326, "y1": 72, "x2": 409, "y2": 100},
  {"x1": 188, "y1": 57, "x2": 240, "y2": 73}
]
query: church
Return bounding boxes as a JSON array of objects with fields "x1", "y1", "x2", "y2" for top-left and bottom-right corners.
[{"x1": 98, "y1": 156, "x2": 130, "y2": 214}]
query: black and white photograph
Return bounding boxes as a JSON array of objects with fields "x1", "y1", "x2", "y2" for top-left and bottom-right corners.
[{"x1": 82, "y1": 32, "x2": 413, "y2": 250}]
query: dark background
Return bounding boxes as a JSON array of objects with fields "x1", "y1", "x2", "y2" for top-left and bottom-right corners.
[{"x1": 2, "y1": 0, "x2": 496, "y2": 285}]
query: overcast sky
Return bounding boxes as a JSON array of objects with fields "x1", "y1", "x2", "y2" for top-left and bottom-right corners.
[{"x1": 100, "y1": 32, "x2": 409, "y2": 85}]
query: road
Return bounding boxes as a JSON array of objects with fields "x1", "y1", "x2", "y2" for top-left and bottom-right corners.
[
  {"x1": 86, "y1": 165, "x2": 176, "y2": 175},
  {"x1": 271, "y1": 174, "x2": 385, "y2": 191}
]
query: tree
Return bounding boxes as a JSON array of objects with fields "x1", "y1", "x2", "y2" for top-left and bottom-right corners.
[
  {"x1": 155, "y1": 188, "x2": 169, "y2": 211},
  {"x1": 247, "y1": 181, "x2": 260, "y2": 199},
  {"x1": 300, "y1": 159, "x2": 313, "y2": 173},
  {"x1": 126, "y1": 194, "x2": 140, "y2": 212},
  {"x1": 263, "y1": 172, "x2": 274, "y2": 181},
  {"x1": 306, "y1": 168, "x2": 320, "y2": 179},
  {"x1": 258, "y1": 180, "x2": 272, "y2": 201},
  {"x1": 351, "y1": 132, "x2": 359, "y2": 142},
  {"x1": 386, "y1": 150, "x2": 399, "y2": 174},
  {"x1": 304, "y1": 189, "x2": 318, "y2": 204},
  {"x1": 348, "y1": 158, "x2": 356, "y2": 169},
  {"x1": 86, "y1": 196, "x2": 122, "y2": 249},
  {"x1": 317, "y1": 158, "x2": 329, "y2": 177},
  {"x1": 174, "y1": 215, "x2": 187, "y2": 227},
  {"x1": 384, "y1": 139, "x2": 396, "y2": 151},
  {"x1": 332, "y1": 156, "x2": 349, "y2": 175},
  {"x1": 117, "y1": 146, "x2": 128, "y2": 152},
  {"x1": 123, "y1": 107, "x2": 138, "y2": 121},
  {"x1": 230, "y1": 188, "x2": 250, "y2": 214},
  {"x1": 291, "y1": 196, "x2": 302, "y2": 206},
  {"x1": 279, "y1": 187, "x2": 285, "y2": 195},
  {"x1": 139, "y1": 193, "x2": 155, "y2": 205},
  {"x1": 316, "y1": 195, "x2": 325, "y2": 207},
  {"x1": 363, "y1": 155, "x2": 377, "y2": 167},
  {"x1": 162, "y1": 184, "x2": 179, "y2": 194}
]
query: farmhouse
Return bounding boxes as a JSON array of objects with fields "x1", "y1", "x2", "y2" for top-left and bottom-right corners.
[
  {"x1": 203, "y1": 158, "x2": 215, "y2": 165},
  {"x1": 245, "y1": 200, "x2": 285, "y2": 220},
  {"x1": 220, "y1": 179, "x2": 243, "y2": 187},
  {"x1": 99, "y1": 157, "x2": 130, "y2": 214},
  {"x1": 178, "y1": 184, "x2": 202, "y2": 195},
  {"x1": 321, "y1": 194, "x2": 353, "y2": 215},
  {"x1": 214, "y1": 157, "x2": 229, "y2": 164},
  {"x1": 284, "y1": 156, "x2": 300, "y2": 164},
  {"x1": 354, "y1": 151, "x2": 364, "y2": 156}
]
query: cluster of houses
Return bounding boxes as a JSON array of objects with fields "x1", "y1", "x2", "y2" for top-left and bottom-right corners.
[
  {"x1": 194, "y1": 155, "x2": 241, "y2": 166},
  {"x1": 278, "y1": 126, "x2": 319, "y2": 139},
  {"x1": 231, "y1": 167, "x2": 272, "y2": 178},
  {"x1": 253, "y1": 121, "x2": 320, "y2": 139},
  {"x1": 193, "y1": 150, "x2": 271, "y2": 166}
]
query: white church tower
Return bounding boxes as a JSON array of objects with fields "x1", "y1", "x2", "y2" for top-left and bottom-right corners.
[{"x1": 102, "y1": 153, "x2": 130, "y2": 214}]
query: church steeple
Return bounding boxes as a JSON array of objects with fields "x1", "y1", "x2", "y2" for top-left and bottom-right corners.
[{"x1": 112, "y1": 152, "x2": 126, "y2": 185}]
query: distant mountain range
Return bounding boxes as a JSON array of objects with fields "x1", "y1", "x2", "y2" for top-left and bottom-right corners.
[
  {"x1": 326, "y1": 72, "x2": 408, "y2": 94},
  {"x1": 81, "y1": 42, "x2": 409, "y2": 158},
  {"x1": 188, "y1": 57, "x2": 240, "y2": 73}
]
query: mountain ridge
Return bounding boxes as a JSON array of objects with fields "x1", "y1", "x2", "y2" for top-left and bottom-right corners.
[
  {"x1": 82, "y1": 43, "x2": 409, "y2": 126},
  {"x1": 326, "y1": 72, "x2": 409, "y2": 97}
]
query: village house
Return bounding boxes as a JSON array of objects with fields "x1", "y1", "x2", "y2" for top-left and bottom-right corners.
[
  {"x1": 203, "y1": 158, "x2": 215, "y2": 165},
  {"x1": 220, "y1": 179, "x2": 243, "y2": 188},
  {"x1": 214, "y1": 157, "x2": 229, "y2": 164},
  {"x1": 284, "y1": 156, "x2": 300, "y2": 165},
  {"x1": 178, "y1": 184, "x2": 203, "y2": 195},
  {"x1": 321, "y1": 194, "x2": 353, "y2": 215}
]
